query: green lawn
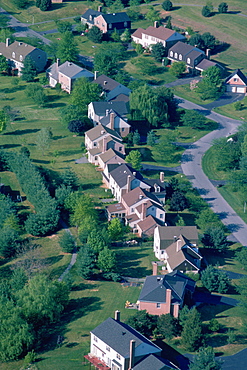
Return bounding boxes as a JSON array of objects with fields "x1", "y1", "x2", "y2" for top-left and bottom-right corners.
[
  {"x1": 214, "y1": 96, "x2": 247, "y2": 120},
  {"x1": 170, "y1": 84, "x2": 215, "y2": 106},
  {"x1": 202, "y1": 147, "x2": 229, "y2": 181}
]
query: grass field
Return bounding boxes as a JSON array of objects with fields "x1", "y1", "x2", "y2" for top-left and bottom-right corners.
[
  {"x1": 214, "y1": 96, "x2": 247, "y2": 120},
  {"x1": 170, "y1": 84, "x2": 215, "y2": 106}
]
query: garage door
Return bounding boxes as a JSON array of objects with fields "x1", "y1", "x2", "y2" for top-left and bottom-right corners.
[
  {"x1": 226, "y1": 85, "x2": 235, "y2": 92},
  {"x1": 237, "y1": 87, "x2": 245, "y2": 93}
]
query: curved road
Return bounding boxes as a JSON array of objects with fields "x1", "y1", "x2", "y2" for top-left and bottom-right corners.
[{"x1": 177, "y1": 96, "x2": 247, "y2": 247}]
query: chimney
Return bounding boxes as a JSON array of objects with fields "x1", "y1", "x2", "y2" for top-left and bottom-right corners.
[
  {"x1": 98, "y1": 5, "x2": 102, "y2": 12},
  {"x1": 6, "y1": 38, "x2": 10, "y2": 47},
  {"x1": 133, "y1": 172, "x2": 136, "y2": 177},
  {"x1": 106, "y1": 109, "x2": 109, "y2": 116},
  {"x1": 152, "y1": 261, "x2": 158, "y2": 276},
  {"x1": 177, "y1": 238, "x2": 181, "y2": 252},
  {"x1": 94, "y1": 70, "x2": 98, "y2": 80},
  {"x1": 206, "y1": 48, "x2": 210, "y2": 59},
  {"x1": 141, "y1": 202, "x2": 147, "y2": 221},
  {"x1": 115, "y1": 310, "x2": 120, "y2": 321},
  {"x1": 127, "y1": 175, "x2": 131, "y2": 193},
  {"x1": 166, "y1": 289, "x2": 171, "y2": 313},
  {"x1": 103, "y1": 136, "x2": 107, "y2": 153},
  {"x1": 129, "y1": 340, "x2": 136, "y2": 370},
  {"x1": 56, "y1": 58, "x2": 60, "y2": 68},
  {"x1": 110, "y1": 112, "x2": 114, "y2": 130},
  {"x1": 154, "y1": 21, "x2": 158, "y2": 28},
  {"x1": 160, "y1": 172, "x2": 164, "y2": 183}
]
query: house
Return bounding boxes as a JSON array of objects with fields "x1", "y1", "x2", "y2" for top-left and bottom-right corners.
[
  {"x1": 94, "y1": 12, "x2": 131, "y2": 34},
  {"x1": 46, "y1": 59, "x2": 93, "y2": 93},
  {"x1": 153, "y1": 226, "x2": 202, "y2": 273},
  {"x1": 88, "y1": 101, "x2": 129, "y2": 124},
  {"x1": 0, "y1": 39, "x2": 47, "y2": 75},
  {"x1": 93, "y1": 73, "x2": 131, "y2": 102},
  {"x1": 100, "y1": 110, "x2": 130, "y2": 137},
  {"x1": 143, "y1": 172, "x2": 167, "y2": 204},
  {"x1": 225, "y1": 69, "x2": 247, "y2": 93},
  {"x1": 85, "y1": 310, "x2": 178, "y2": 370},
  {"x1": 81, "y1": 8, "x2": 103, "y2": 28},
  {"x1": 108, "y1": 163, "x2": 150, "y2": 202},
  {"x1": 85, "y1": 124, "x2": 125, "y2": 165},
  {"x1": 168, "y1": 41, "x2": 205, "y2": 72},
  {"x1": 132, "y1": 24, "x2": 186, "y2": 50},
  {"x1": 98, "y1": 148, "x2": 126, "y2": 171},
  {"x1": 138, "y1": 270, "x2": 196, "y2": 317}
]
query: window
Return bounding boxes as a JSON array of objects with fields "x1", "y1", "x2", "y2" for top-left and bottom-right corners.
[
  {"x1": 174, "y1": 52, "x2": 178, "y2": 59},
  {"x1": 170, "y1": 51, "x2": 173, "y2": 57},
  {"x1": 124, "y1": 21, "x2": 127, "y2": 27},
  {"x1": 121, "y1": 128, "x2": 125, "y2": 131},
  {"x1": 151, "y1": 37, "x2": 155, "y2": 41},
  {"x1": 131, "y1": 208, "x2": 134, "y2": 213},
  {"x1": 187, "y1": 57, "x2": 191, "y2": 64},
  {"x1": 145, "y1": 34, "x2": 148, "y2": 39},
  {"x1": 234, "y1": 78, "x2": 239, "y2": 82},
  {"x1": 179, "y1": 54, "x2": 182, "y2": 60},
  {"x1": 12, "y1": 52, "x2": 15, "y2": 59},
  {"x1": 109, "y1": 23, "x2": 112, "y2": 29},
  {"x1": 95, "y1": 156, "x2": 98, "y2": 160},
  {"x1": 116, "y1": 353, "x2": 121, "y2": 360},
  {"x1": 20, "y1": 55, "x2": 23, "y2": 61},
  {"x1": 160, "y1": 214, "x2": 163, "y2": 219},
  {"x1": 93, "y1": 142, "x2": 97, "y2": 147},
  {"x1": 156, "y1": 303, "x2": 161, "y2": 308},
  {"x1": 119, "y1": 147, "x2": 122, "y2": 151},
  {"x1": 94, "y1": 336, "x2": 98, "y2": 342},
  {"x1": 106, "y1": 346, "x2": 110, "y2": 352}
]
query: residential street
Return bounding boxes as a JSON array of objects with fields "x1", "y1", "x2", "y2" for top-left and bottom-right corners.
[{"x1": 178, "y1": 96, "x2": 247, "y2": 247}]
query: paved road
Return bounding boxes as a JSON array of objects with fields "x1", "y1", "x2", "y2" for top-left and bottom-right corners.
[{"x1": 178, "y1": 96, "x2": 247, "y2": 247}]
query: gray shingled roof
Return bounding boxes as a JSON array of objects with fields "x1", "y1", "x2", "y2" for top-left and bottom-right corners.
[
  {"x1": 109, "y1": 163, "x2": 143, "y2": 188},
  {"x1": 0, "y1": 41, "x2": 37, "y2": 59},
  {"x1": 91, "y1": 101, "x2": 129, "y2": 117},
  {"x1": 157, "y1": 226, "x2": 198, "y2": 250},
  {"x1": 100, "y1": 12, "x2": 130, "y2": 24},
  {"x1": 139, "y1": 271, "x2": 195, "y2": 305},
  {"x1": 93, "y1": 74, "x2": 120, "y2": 93},
  {"x1": 47, "y1": 61, "x2": 93, "y2": 79},
  {"x1": 196, "y1": 58, "x2": 217, "y2": 71},
  {"x1": 85, "y1": 123, "x2": 122, "y2": 141},
  {"x1": 81, "y1": 9, "x2": 103, "y2": 24},
  {"x1": 133, "y1": 354, "x2": 176, "y2": 370},
  {"x1": 169, "y1": 41, "x2": 204, "y2": 56},
  {"x1": 91, "y1": 317, "x2": 161, "y2": 358}
]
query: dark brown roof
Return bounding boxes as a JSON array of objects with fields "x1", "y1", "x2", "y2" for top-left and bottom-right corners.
[
  {"x1": 142, "y1": 26, "x2": 176, "y2": 41},
  {"x1": 107, "y1": 202, "x2": 126, "y2": 213},
  {"x1": 137, "y1": 215, "x2": 158, "y2": 235},
  {"x1": 132, "y1": 28, "x2": 145, "y2": 39},
  {"x1": 157, "y1": 226, "x2": 198, "y2": 250},
  {"x1": 122, "y1": 187, "x2": 161, "y2": 208},
  {"x1": 196, "y1": 59, "x2": 217, "y2": 71}
]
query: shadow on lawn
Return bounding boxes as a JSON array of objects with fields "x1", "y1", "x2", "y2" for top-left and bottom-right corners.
[
  {"x1": 116, "y1": 248, "x2": 151, "y2": 278},
  {"x1": 4, "y1": 128, "x2": 39, "y2": 135}
]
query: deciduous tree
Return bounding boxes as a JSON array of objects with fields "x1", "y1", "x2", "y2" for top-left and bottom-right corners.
[
  {"x1": 162, "y1": 0, "x2": 173, "y2": 11},
  {"x1": 0, "y1": 55, "x2": 8, "y2": 73},
  {"x1": 70, "y1": 77, "x2": 102, "y2": 113},
  {"x1": 126, "y1": 150, "x2": 142, "y2": 170},
  {"x1": 87, "y1": 26, "x2": 103, "y2": 43},
  {"x1": 201, "y1": 226, "x2": 228, "y2": 253},
  {"x1": 181, "y1": 110, "x2": 208, "y2": 129},
  {"x1": 126, "y1": 310, "x2": 158, "y2": 337},
  {"x1": 218, "y1": 2, "x2": 228, "y2": 13},
  {"x1": 169, "y1": 61, "x2": 186, "y2": 77},
  {"x1": 25, "y1": 83, "x2": 47, "y2": 107},
  {"x1": 97, "y1": 247, "x2": 117, "y2": 272},
  {"x1": 157, "y1": 314, "x2": 179, "y2": 340},
  {"x1": 108, "y1": 218, "x2": 124, "y2": 241},
  {"x1": 35, "y1": 127, "x2": 52, "y2": 155},
  {"x1": 57, "y1": 31, "x2": 79, "y2": 63},
  {"x1": 151, "y1": 42, "x2": 167, "y2": 62}
]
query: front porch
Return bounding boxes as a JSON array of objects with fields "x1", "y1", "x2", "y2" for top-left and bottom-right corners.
[{"x1": 84, "y1": 354, "x2": 110, "y2": 370}]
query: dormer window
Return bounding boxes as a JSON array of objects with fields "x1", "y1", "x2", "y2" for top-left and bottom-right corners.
[
  {"x1": 109, "y1": 23, "x2": 112, "y2": 29},
  {"x1": 12, "y1": 52, "x2": 15, "y2": 59},
  {"x1": 174, "y1": 52, "x2": 178, "y2": 59},
  {"x1": 170, "y1": 51, "x2": 173, "y2": 57},
  {"x1": 179, "y1": 54, "x2": 182, "y2": 60},
  {"x1": 20, "y1": 55, "x2": 23, "y2": 61},
  {"x1": 187, "y1": 57, "x2": 191, "y2": 64}
]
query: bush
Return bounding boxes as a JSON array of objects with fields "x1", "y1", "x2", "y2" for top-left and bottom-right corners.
[
  {"x1": 59, "y1": 230, "x2": 76, "y2": 253},
  {"x1": 102, "y1": 272, "x2": 121, "y2": 282},
  {"x1": 234, "y1": 101, "x2": 243, "y2": 111},
  {"x1": 208, "y1": 318, "x2": 220, "y2": 332},
  {"x1": 202, "y1": 5, "x2": 212, "y2": 17},
  {"x1": 162, "y1": 0, "x2": 173, "y2": 11}
]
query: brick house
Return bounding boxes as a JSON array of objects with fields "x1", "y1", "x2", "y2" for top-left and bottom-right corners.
[
  {"x1": 85, "y1": 310, "x2": 177, "y2": 370},
  {"x1": 46, "y1": 59, "x2": 93, "y2": 93},
  {"x1": 138, "y1": 270, "x2": 196, "y2": 317},
  {"x1": 0, "y1": 38, "x2": 47, "y2": 75},
  {"x1": 225, "y1": 69, "x2": 247, "y2": 93}
]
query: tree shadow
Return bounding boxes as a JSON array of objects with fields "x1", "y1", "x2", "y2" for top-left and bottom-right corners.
[
  {"x1": 116, "y1": 248, "x2": 151, "y2": 277},
  {"x1": 211, "y1": 42, "x2": 231, "y2": 55},
  {"x1": 4, "y1": 128, "x2": 39, "y2": 135},
  {"x1": 46, "y1": 102, "x2": 66, "y2": 109},
  {"x1": 52, "y1": 135, "x2": 66, "y2": 140},
  {"x1": 50, "y1": 2, "x2": 66, "y2": 10},
  {"x1": 154, "y1": 339, "x2": 189, "y2": 370},
  {"x1": 172, "y1": 6, "x2": 181, "y2": 11},
  {"x1": 32, "y1": 159, "x2": 50, "y2": 164},
  {"x1": 1, "y1": 143, "x2": 21, "y2": 149}
]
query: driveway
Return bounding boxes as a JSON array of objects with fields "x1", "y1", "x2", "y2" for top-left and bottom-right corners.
[
  {"x1": 177, "y1": 96, "x2": 247, "y2": 247},
  {"x1": 201, "y1": 92, "x2": 245, "y2": 110}
]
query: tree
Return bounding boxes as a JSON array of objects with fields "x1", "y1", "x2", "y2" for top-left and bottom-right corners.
[
  {"x1": 162, "y1": 0, "x2": 173, "y2": 11},
  {"x1": 21, "y1": 56, "x2": 37, "y2": 82},
  {"x1": 201, "y1": 265, "x2": 230, "y2": 293},
  {"x1": 133, "y1": 130, "x2": 140, "y2": 145},
  {"x1": 121, "y1": 29, "x2": 131, "y2": 43},
  {"x1": 169, "y1": 61, "x2": 186, "y2": 77},
  {"x1": 126, "y1": 310, "x2": 158, "y2": 337},
  {"x1": 202, "y1": 66, "x2": 222, "y2": 85},
  {"x1": 39, "y1": 0, "x2": 51, "y2": 11},
  {"x1": 97, "y1": 247, "x2": 117, "y2": 272},
  {"x1": 195, "y1": 208, "x2": 222, "y2": 231},
  {"x1": 202, "y1": 5, "x2": 212, "y2": 17},
  {"x1": 59, "y1": 230, "x2": 76, "y2": 253},
  {"x1": 108, "y1": 218, "x2": 124, "y2": 241},
  {"x1": 70, "y1": 77, "x2": 102, "y2": 113},
  {"x1": 0, "y1": 110, "x2": 9, "y2": 133},
  {"x1": 175, "y1": 214, "x2": 186, "y2": 226},
  {"x1": 68, "y1": 193, "x2": 97, "y2": 228},
  {"x1": 0, "y1": 55, "x2": 8, "y2": 73},
  {"x1": 87, "y1": 26, "x2": 103, "y2": 43},
  {"x1": 44, "y1": 41, "x2": 59, "y2": 62},
  {"x1": 59, "y1": 104, "x2": 85, "y2": 126},
  {"x1": 68, "y1": 119, "x2": 85, "y2": 134},
  {"x1": 190, "y1": 346, "x2": 222, "y2": 370},
  {"x1": 35, "y1": 127, "x2": 52, "y2": 155},
  {"x1": 135, "y1": 43, "x2": 144, "y2": 55},
  {"x1": 76, "y1": 246, "x2": 95, "y2": 279},
  {"x1": 110, "y1": 0, "x2": 124, "y2": 12},
  {"x1": 94, "y1": 53, "x2": 119, "y2": 77},
  {"x1": 170, "y1": 191, "x2": 188, "y2": 211},
  {"x1": 152, "y1": 135, "x2": 177, "y2": 164},
  {"x1": 201, "y1": 227, "x2": 228, "y2": 253},
  {"x1": 166, "y1": 16, "x2": 172, "y2": 29},
  {"x1": 126, "y1": 150, "x2": 142, "y2": 170},
  {"x1": 208, "y1": 319, "x2": 220, "y2": 332},
  {"x1": 25, "y1": 84, "x2": 47, "y2": 107},
  {"x1": 212, "y1": 137, "x2": 241, "y2": 171},
  {"x1": 145, "y1": 6, "x2": 160, "y2": 22},
  {"x1": 147, "y1": 130, "x2": 156, "y2": 146},
  {"x1": 189, "y1": 34, "x2": 204, "y2": 49},
  {"x1": 111, "y1": 28, "x2": 121, "y2": 42},
  {"x1": 0, "y1": 227, "x2": 19, "y2": 258},
  {"x1": 201, "y1": 32, "x2": 216, "y2": 50},
  {"x1": 61, "y1": 168, "x2": 78, "y2": 190},
  {"x1": 236, "y1": 247, "x2": 247, "y2": 270},
  {"x1": 181, "y1": 308, "x2": 202, "y2": 351},
  {"x1": 157, "y1": 314, "x2": 179, "y2": 340},
  {"x1": 13, "y1": 0, "x2": 29, "y2": 9},
  {"x1": 87, "y1": 230, "x2": 107, "y2": 254},
  {"x1": 57, "y1": 31, "x2": 79, "y2": 63},
  {"x1": 218, "y1": 2, "x2": 228, "y2": 13},
  {"x1": 181, "y1": 110, "x2": 208, "y2": 129},
  {"x1": 151, "y1": 42, "x2": 167, "y2": 62},
  {"x1": 56, "y1": 21, "x2": 72, "y2": 33},
  {"x1": 0, "y1": 13, "x2": 9, "y2": 29}
]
